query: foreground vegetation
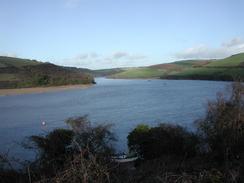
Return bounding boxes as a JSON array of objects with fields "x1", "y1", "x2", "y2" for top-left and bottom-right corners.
[
  {"x1": 0, "y1": 56, "x2": 95, "y2": 89},
  {"x1": 1, "y1": 82, "x2": 244, "y2": 182},
  {"x1": 110, "y1": 53, "x2": 244, "y2": 81}
]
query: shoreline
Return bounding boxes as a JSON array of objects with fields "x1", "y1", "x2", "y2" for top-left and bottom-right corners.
[
  {"x1": 0, "y1": 84, "x2": 93, "y2": 96},
  {"x1": 108, "y1": 77, "x2": 233, "y2": 82}
]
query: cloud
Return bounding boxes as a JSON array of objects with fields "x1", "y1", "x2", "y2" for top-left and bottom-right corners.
[
  {"x1": 222, "y1": 37, "x2": 244, "y2": 48},
  {"x1": 75, "y1": 54, "x2": 88, "y2": 60},
  {"x1": 0, "y1": 52, "x2": 18, "y2": 57},
  {"x1": 56, "y1": 51, "x2": 148, "y2": 69},
  {"x1": 175, "y1": 37, "x2": 244, "y2": 59},
  {"x1": 128, "y1": 54, "x2": 147, "y2": 60},
  {"x1": 90, "y1": 52, "x2": 98, "y2": 58},
  {"x1": 112, "y1": 52, "x2": 129, "y2": 59},
  {"x1": 111, "y1": 51, "x2": 147, "y2": 60}
]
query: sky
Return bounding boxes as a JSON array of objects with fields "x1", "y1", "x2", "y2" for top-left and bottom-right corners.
[{"x1": 1, "y1": 0, "x2": 244, "y2": 69}]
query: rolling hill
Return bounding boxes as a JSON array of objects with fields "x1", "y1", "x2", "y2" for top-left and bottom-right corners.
[
  {"x1": 0, "y1": 56, "x2": 41, "y2": 68},
  {"x1": 0, "y1": 56, "x2": 95, "y2": 89},
  {"x1": 109, "y1": 53, "x2": 244, "y2": 81},
  {"x1": 2, "y1": 53, "x2": 244, "y2": 89}
]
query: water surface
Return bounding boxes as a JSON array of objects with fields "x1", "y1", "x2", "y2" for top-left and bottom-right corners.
[{"x1": 0, "y1": 78, "x2": 229, "y2": 161}]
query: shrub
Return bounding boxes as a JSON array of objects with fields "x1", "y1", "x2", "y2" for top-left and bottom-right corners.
[
  {"x1": 128, "y1": 123, "x2": 199, "y2": 160},
  {"x1": 41, "y1": 151, "x2": 112, "y2": 183},
  {"x1": 35, "y1": 74, "x2": 50, "y2": 85},
  {"x1": 127, "y1": 124, "x2": 150, "y2": 157},
  {"x1": 29, "y1": 129, "x2": 74, "y2": 172},
  {"x1": 66, "y1": 116, "x2": 116, "y2": 157},
  {"x1": 26, "y1": 116, "x2": 116, "y2": 181},
  {"x1": 197, "y1": 82, "x2": 244, "y2": 163}
]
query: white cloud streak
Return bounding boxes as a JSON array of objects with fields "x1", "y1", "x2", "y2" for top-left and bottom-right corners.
[
  {"x1": 0, "y1": 52, "x2": 18, "y2": 57},
  {"x1": 175, "y1": 37, "x2": 244, "y2": 59},
  {"x1": 112, "y1": 52, "x2": 128, "y2": 59},
  {"x1": 57, "y1": 51, "x2": 147, "y2": 69}
]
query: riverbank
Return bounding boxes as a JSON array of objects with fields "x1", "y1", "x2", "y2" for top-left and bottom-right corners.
[{"x1": 0, "y1": 84, "x2": 93, "y2": 96}]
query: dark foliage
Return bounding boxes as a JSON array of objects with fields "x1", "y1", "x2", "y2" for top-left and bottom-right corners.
[
  {"x1": 128, "y1": 123, "x2": 199, "y2": 160},
  {"x1": 35, "y1": 74, "x2": 50, "y2": 85},
  {"x1": 197, "y1": 82, "x2": 244, "y2": 164},
  {"x1": 23, "y1": 116, "x2": 115, "y2": 181},
  {"x1": 0, "y1": 60, "x2": 95, "y2": 88},
  {"x1": 66, "y1": 116, "x2": 115, "y2": 157},
  {"x1": 162, "y1": 73, "x2": 236, "y2": 81},
  {"x1": 29, "y1": 129, "x2": 74, "y2": 174}
]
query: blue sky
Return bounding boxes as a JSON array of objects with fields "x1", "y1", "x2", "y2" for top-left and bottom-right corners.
[{"x1": 1, "y1": 0, "x2": 244, "y2": 69}]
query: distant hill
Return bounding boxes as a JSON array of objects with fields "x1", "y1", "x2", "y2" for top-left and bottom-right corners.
[
  {"x1": 0, "y1": 56, "x2": 41, "y2": 68},
  {"x1": 2, "y1": 53, "x2": 244, "y2": 89},
  {"x1": 91, "y1": 68, "x2": 127, "y2": 77},
  {"x1": 109, "y1": 53, "x2": 244, "y2": 81},
  {"x1": 0, "y1": 56, "x2": 95, "y2": 89}
]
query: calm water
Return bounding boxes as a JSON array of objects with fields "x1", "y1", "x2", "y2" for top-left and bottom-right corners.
[{"x1": 0, "y1": 78, "x2": 230, "y2": 161}]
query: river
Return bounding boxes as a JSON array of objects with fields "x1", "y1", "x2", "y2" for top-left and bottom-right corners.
[{"x1": 0, "y1": 78, "x2": 230, "y2": 162}]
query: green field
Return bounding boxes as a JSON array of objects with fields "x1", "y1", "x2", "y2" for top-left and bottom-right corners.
[
  {"x1": 111, "y1": 68, "x2": 165, "y2": 79},
  {"x1": 206, "y1": 53, "x2": 244, "y2": 67},
  {"x1": 110, "y1": 53, "x2": 244, "y2": 81}
]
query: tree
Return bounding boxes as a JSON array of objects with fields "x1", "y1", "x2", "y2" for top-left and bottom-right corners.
[
  {"x1": 197, "y1": 82, "x2": 244, "y2": 163},
  {"x1": 128, "y1": 123, "x2": 198, "y2": 160},
  {"x1": 127, "y1": 124, "x2": 150, "y2": 157},
  {"x1": 27, "y1": 116, "x2": 116, "y2": 181},
  {"x1": 35, "y1": 74, "x2": 50, "y2": 85},
  {"x1": 30, "y1": 129, "x2": 74, "y2": 171},
  {"x1": 66, "y1": 116, "x2": 116, "y2": 157}
]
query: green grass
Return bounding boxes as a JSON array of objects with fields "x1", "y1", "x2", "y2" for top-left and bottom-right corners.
[
  {"x1": 92, "y1": 68, "x2": 126, "y2": 77},
  {"x1": 0, "y1": 56, "x2": 41, "y2": 68},
  {"x1": 164, "y1": 67, "x2": 244, "y2": 81},
  {"x1": 173, "y1": 60, "x2": 202, "y2": 67},
  {"x1": 111, "y1": 53, "x2": 244, "y2": 81},
  {"x1": 111, "y1": 68, "x2": 164, "y2": 78},
  {"x1": 205, "y1": 53, "x2": 244, "y2": 67}
]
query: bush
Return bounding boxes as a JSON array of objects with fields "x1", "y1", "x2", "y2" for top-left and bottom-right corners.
[
  {"x1": 127, "y1": 124, "x2": 150, "y2": 157},
  {"x1": 27, "y1": 116, "x2": 116, "y2": 181},
  {"x1": 197, "y1": 82, "x2": 244, "y2": 163},
  {"x1": 29, "y1": 129, "x2": 74, "y2": 172},
  {"x1": 66, "y1": 116, "x2": 116, "y2": 157},
  {"x1": 128, "y1": 123, "x2": 199, "y2": 160},
  {"x1": 43, "y1": 152, "x2": 112, "y2": 183},
  {"x1": 35, "y1": 74, "x2": 50, "y2": 85}
]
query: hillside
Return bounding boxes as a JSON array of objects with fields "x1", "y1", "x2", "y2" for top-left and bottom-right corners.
[
  {"x1": 0, "y1": 56, "x2": 42, "y2": 68},
  {"x1": 91, "y1": 68, "x2": 126, "y2": 77},
  {"x1": 2, "y1": 53, "x2": 244, "y2": 88},
  {"x1": 0, "y1": 56, "x2": 95, "y2": 89},
  {"x1": 110, "y1": 53, "x2": 244, "y2": 81}
]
